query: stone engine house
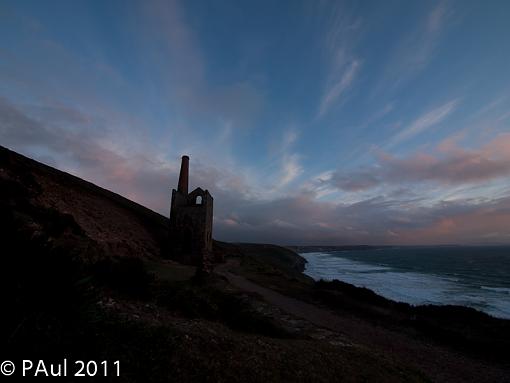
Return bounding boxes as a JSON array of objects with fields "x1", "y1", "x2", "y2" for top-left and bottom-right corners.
[{"x1": 169, "y1": 155, "x2": 213, "y2": 266}]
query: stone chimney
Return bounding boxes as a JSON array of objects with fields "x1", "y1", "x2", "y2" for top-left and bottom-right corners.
[{"x1": 177, "y1": 155, "x2": 189, "y2": 195}]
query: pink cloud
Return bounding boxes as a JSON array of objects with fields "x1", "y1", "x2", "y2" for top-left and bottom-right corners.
[
  {"x1": 398, "y1": 197, "x2": 510, "y2": 244},
  {"x1": 382, "y1": 133, "x2": 510, "y2": 184},
  {"x1": 331, "y1": 133, "x2": 510, "y2": 191}
]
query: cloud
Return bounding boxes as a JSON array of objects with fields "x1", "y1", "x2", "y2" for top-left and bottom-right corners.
[
  {"x1": 372, "y1": 0, "x2": 452, "y2": 96},
  {"x1": 330, "y1": 169, "x2": 381, "y2": 192},
  {"x1": 214, "y1": 191, "x2": 510, "y2": 245},
  {"x1": 142, "y1": 0, "x2": 204, "y2": 85},
  {"x1": 270, "y1": 130, "x2": 303, "y2": 191},
  {"x1": 315, "y1": 1, "x2": 363, "y2": 119},
  {"x1": 277, "y1": 153, "x2": 302, "y2": 189},
  {"x1": 387, "y1": 99, "x2": 458, "y2": 147},
  {"x1": 407, "y1": 0, "x2": 451, "y2": 68},
  {"x1": 427, "y1": 0, "x2": 450, "y2": 35},
  {"x1": 318, "y1": 59, "x2": 360, "y2": 118},
  {"x1": 397, "y1": 196, "x2": 510, "y2": 245},
  {"x1": 2, "y1": 95, "x2": 509, "y2": 245},
  {"x1": 140, "y1": 0, "x2": 264, "y2": 127},
  {"x1": 380, "y1": 136, "x2": 510, "y2": 184},
  {"x1": 329, "y1": 133, "x2": 510, "y2": 192},
  {"x1": 2, "y1": 0, "x2": 508, "y2": 247},
  {"x1": 0, "y1": 97, "x2": 168, "y2": 208}
]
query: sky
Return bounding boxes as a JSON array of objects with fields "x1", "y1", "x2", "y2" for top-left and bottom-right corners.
[{"x1": 1, "y1": 0, "x2": 510, "y2": 245}]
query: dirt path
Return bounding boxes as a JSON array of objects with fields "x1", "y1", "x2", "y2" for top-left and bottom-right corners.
[
  {"x1": 215, "y1": 261, "x2": 510, "y2": 383},
  {"x1": 217, "y1": 268, "x2": 353, "y2": 336}
]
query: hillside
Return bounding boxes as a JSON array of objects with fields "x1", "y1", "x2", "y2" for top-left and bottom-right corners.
[{"x1": 1, "y1": 145, "x2": 509, "y2": 382}]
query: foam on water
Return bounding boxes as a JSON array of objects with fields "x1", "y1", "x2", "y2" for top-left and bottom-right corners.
[
  {"x1": 301, "y1": 251, "x2": 510, "y2": 319},
  {"x1": 480, "y1": 286, "x2": 510, "y2": 294}
]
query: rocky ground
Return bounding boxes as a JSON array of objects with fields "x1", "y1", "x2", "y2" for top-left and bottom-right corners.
[{"x1": 1, "y1": 145, "x2": 509, "y2": 382}]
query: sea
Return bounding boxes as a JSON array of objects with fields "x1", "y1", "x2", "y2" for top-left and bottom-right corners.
[{"x1": 300, "y1": 246, "x2": 510, "y2": 319}]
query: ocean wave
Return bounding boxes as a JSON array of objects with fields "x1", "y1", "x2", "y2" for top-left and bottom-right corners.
[
  {"x1": 304, "y1": 252, "x2": 391, "y2": 273},
  {"x1": 480, "y1": 286, "x2": 510, "y2": 294},
  {"x1": 300, "y1": 252, "x2": 510, "y2": 319}
]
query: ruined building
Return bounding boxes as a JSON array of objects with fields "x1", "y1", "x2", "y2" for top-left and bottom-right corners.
[{"x1": 169, "y1": 155, "x2": 213, "y2": 267}]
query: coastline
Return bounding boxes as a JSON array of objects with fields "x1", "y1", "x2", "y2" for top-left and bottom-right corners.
[{"x1": 299, "y1": 249, "x2": 510, "y2": 319}]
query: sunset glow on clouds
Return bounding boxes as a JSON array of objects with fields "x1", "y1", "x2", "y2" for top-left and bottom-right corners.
[{"x1": 1, "y1": 0, "x2": 509, "y2": 244}]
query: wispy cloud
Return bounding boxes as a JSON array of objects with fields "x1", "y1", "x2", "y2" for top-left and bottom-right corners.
[
  {"x1": 315, "y1": 1, "x2": 363, "y2": 119},
  {"x1": 272, "y1": 130, "x2": 303, "y2": 191},
  {"x1": 330, "y1": 169, "x2": 381, "y2": 192},
  {"x1": 410, "y1": 0, "x2": 451, "y2": 68},
  {"x1": 387, "y1": 99, "x2": 458, "y2": 148},
  {"x1": 142, "y1": 0, "x2": 204, "y2": 86},
  {"x1": 318, "y1": 60, "x2": 360, "y2": 118},
  {"x1": 277, "y1": 153, "x2": 303, "y2": 189},
  {"x1": 372, "y1": 0, "x2": 452, "y2": 97},
  {"x1": 301, "y1": 170, "x2": 338, "y2": 199},
  {"x1": 141, "y1": 0, "x2": 265, "y2": 127}
]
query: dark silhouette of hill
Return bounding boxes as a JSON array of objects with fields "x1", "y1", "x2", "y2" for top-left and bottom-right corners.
[
  {"x1": 0, "y1": 145, "x2": 423, "y2": 382},
  {"x1": 1, "y1": 145, "x2": 509, "y2": 382},
  {"x1": 0, "y1": 145, "x2": 168, "y2": 260}
]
